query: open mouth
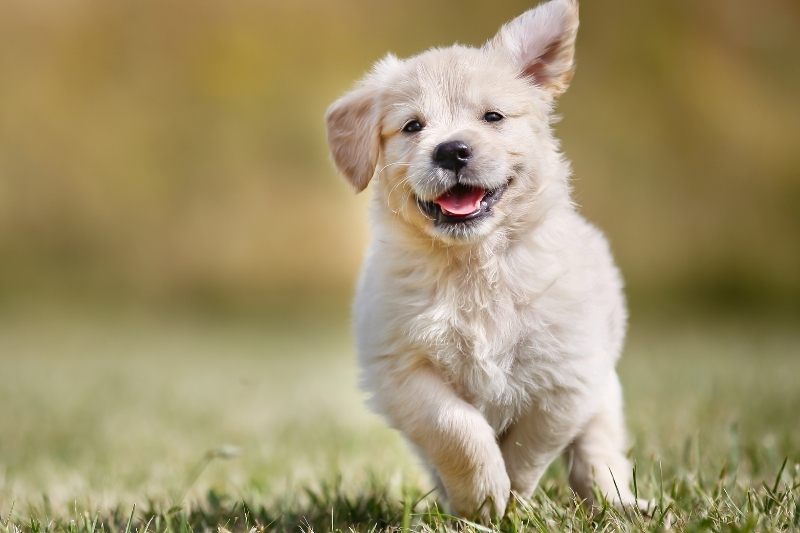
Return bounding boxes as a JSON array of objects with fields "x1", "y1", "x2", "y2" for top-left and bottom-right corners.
[{"x1": 417, "y1": 180, "x2": 510, "y2": 225}]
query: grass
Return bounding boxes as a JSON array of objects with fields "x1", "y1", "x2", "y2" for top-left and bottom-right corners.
[{"x1": 0, "y1": 309, "x2": 798, "y2": 531}]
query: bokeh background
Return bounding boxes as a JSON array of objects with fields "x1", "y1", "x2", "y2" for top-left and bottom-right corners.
[
  {"x1": 2, "y1": 0, "x2": 798, "y2": 315},
  {"x1": 0, "y1": 0, "x2": 798, "y2": 526}
]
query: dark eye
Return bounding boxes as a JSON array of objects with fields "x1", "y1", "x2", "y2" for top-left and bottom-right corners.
[
  {"x1": 483, "y1": 111, "x2": 504, "y2": 123},
  {"x1": 402, "y1": 119, "x2": 423, "y2": 133}
]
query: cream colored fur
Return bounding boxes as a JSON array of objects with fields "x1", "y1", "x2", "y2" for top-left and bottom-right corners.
[{"x1": 326, "y1": 0, "x2": 649, "y2": 522}]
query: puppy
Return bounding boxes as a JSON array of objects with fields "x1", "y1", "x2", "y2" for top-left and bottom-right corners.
[{"x1": 326, "y1": 0, "x2": 648, "y2": 522}]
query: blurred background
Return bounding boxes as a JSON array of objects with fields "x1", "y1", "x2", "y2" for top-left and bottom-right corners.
[
  {"x1": 1, "y1": 0, "x2": 798, "y2": 317},
  {"x1": 0, "y1": 0, "x2": 798, "y2": 521}
]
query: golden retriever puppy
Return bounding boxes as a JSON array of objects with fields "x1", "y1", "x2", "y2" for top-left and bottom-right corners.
[{"x1": 326, "y1": 0, "x2": 649, "y2": 522}]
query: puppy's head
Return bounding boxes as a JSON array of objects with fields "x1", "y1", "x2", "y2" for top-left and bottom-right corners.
[{"x1": 326, "y1": 0, "x2": 578, "y2": 244}]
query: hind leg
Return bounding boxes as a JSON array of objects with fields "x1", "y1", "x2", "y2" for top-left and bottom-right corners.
[{"x1": 566, "y1": 370, "x2": 652, "y2": 513}]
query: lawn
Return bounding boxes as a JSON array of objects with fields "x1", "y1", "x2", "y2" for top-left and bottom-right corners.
[{"x1": 0, "y1": 309, "x2": 798, "y2": 531}]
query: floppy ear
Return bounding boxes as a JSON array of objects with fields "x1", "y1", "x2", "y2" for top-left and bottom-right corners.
[
  {"x1": 325, "y1": 83, "x2": 380, "y2": 192},
  {"x1": 489, "y1": 0, "x2": 579, "y2": 97}
]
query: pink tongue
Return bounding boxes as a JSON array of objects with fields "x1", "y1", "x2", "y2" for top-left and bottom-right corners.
[{"x1": 434, "y1": 187, "x2": 486, "y2": 216}]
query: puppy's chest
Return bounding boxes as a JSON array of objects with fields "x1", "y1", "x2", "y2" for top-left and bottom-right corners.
[{"x1": 406, "y1": 279, "x2": 557, "y2": 418}]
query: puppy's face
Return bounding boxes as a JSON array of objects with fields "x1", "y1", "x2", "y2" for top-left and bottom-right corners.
[{"x1": 327, "y1": 0, "x2": 579, "y2": 244}]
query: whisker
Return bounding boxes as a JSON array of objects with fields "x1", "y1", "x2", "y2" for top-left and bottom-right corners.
[
  {"x1": 388, "y1": 174, "x2": 415, "y2": 214},
  {"x1": 376, "y1": 161, "x2": 411, "y2": 177}
]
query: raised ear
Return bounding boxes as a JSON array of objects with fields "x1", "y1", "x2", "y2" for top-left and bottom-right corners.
[
  {"x1": 488, "y1": 0, "x2": 579, "y2": 97},
  {"x1": 325, "y1": 83, "x2": 380, "y2": 192}
]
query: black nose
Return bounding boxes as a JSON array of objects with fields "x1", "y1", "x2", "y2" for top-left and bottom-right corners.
[{"x1": 433, "y1": 140, "x2": 472, "y2": 172}]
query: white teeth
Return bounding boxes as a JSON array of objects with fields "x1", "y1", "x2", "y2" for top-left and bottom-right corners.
[{"x1": 481, "y1": 201, "x2": 488, "y2": 208}]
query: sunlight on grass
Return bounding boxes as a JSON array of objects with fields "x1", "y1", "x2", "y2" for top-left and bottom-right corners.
[{"x1": 0, "y1": 312, "x2": 798, "y2": 531}]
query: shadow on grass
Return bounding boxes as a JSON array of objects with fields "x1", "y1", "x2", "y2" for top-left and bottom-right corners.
[
  {"x1": 9, "y1": 458, "x2": 800, "y2": 532},
  {"x1": 10, "y1": 481, "x2": 649, "y2": 533},
  {"x1": 16, "y1": 481, "x2": 441, "y2": 532}
]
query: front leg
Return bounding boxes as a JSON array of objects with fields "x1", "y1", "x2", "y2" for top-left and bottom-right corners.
[
  {"x1": 370, "y1": 362, "x2": 510, "y2": 521},
  {"x1": 566, "y1": 370, "x2": 653, "y2": 514},
  {"x1": 500, "y1": 393, "x2": 586, "y2": 499}
]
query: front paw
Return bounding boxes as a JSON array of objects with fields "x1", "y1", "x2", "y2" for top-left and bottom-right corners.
[
  {"x1": 446, "y1": 460, "x2": 511, "y2": 523},
  {"x1": 619, "y1": 497, "x2": 657, "y2": 517}
]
